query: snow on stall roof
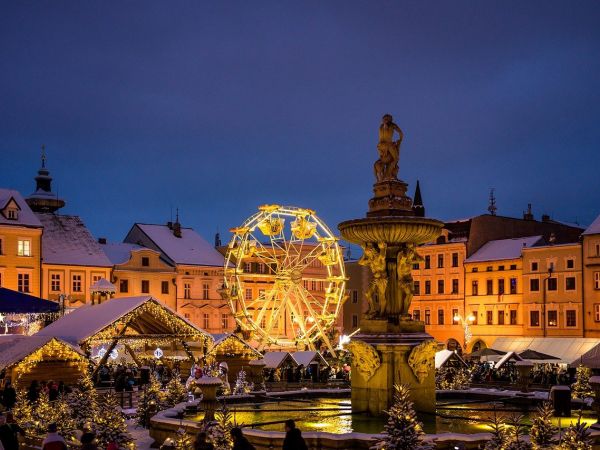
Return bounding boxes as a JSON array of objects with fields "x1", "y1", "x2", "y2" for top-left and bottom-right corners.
[
  {"x1": 101, "y1": 242, "x2": 147, "y2": 265},
  {"x1": 136, "y1": 224, "x2": 225, "y2": 266},
  {"x1": 259, "y1": 351, "x2": 297, "y2": 369},
  {"x1": 207, "y1": 333, "x2": 262, "y2": 357},
  {"x1": 292, "y1": 351, "x2": 329, "y2": 367},
  {"x1": 465, "y1": 235, "x2": 543, "y2": 263},
  {"x1": 0, "y1": 189, "x2": 42, "y2": 228},
  {"x1": 0, "y1": 335, "x2": 84, "y2": 370},
  {"x1": 435, "y1": 349, "x2": 467, "y2": 369},
  {"x1": 492, "y1": 337, "x2": 600, "y2": 365},
  {"x1": 583, "y1": 214, "x2": 600, "y2": 236},
  {"x1": 35, "y1": 296, "x2": 210, "y2": 344},
  {"x1": 36, "y1": 213, "x2": 112, "y2": 267}
]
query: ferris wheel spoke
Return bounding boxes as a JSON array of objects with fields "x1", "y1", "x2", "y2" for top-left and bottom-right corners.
[
  {"x1": 294, "y1": 285, "x2": 328, "y2": 350},
  {"x1": 262, "y1": 287, "x2": 291, "y2": 338},
  {"x1": 248, "y1": 232, "x2": 280, "y2": 266}
]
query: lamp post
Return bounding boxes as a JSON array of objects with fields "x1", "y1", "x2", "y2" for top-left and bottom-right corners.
[{"x1": 453, "y1": 313, "x2": 476, "y2": 353}]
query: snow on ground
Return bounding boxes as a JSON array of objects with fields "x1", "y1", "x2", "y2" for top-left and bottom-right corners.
[{"x1": 127, "y1": 419, "x2": 154, "y2": 450}]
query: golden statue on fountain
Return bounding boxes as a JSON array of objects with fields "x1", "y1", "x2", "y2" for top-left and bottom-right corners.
[{"x1": 374, "y1": 114, "x2": 403, "y2": 182}]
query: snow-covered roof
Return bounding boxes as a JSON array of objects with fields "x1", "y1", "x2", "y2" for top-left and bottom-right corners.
[
  {"x1": 90, "y1": 278, "x2": 116, "y2": 293},
  {"x1": 207, "y1": 333, "x2": 262, "y2": 358},
  {"x1": 0, "y1": 335, "x2": 85, "y2": 370},
  {"x1": 492, "y1": 337, "x2": 600, "y2": 365},
  {"x1": 133, "y1": 224, "x2": 225, "y2": 266},
  {"x1": 435, "y1": 350, "x2": 467, "y2": 369},
  {"x1": 495, "y1": 351, "x2": 523, "y2": 369},
  {"x1": 583, "y1": 214, "x2": 600, "y2": 236},
  {"x1": 36, "y1": 213, "x2": 112, "y2": 267},
  {"x1": 292, "y1": 351, "x2": 329, "y2": 367},
  {"x1": 259, "y1": 351, "x2": 298, "y2": 369},
  {"x1": 465, "y1": 235, "x2": 543, "y2": 263},
  {"x1": 101, "y1": 242, "x2": 147, "y2": 265},
  {"x1": 35, "y1": 296, "x2": 211, "y2": 345},
  {"x1": 0, "y1": 189, "x2": 42, "y2": 228}
]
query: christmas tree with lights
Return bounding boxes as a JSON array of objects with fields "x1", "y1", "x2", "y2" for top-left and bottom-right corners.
[
  {"x1": 138, "y1": 373, "x2": 165, "y2": 427},
  {"x1": 503, "y1": 414, "x2": 532, "y2": 450},
  {"x1": 95, "y1": 391, "x2": 135, "y2": 449},
  {"x1": 571, "y1": 365, "x2": 594, "y2": 400},
  {"x1": 483, "y1": 410, "x2": 507, "y2": 450},
  {"x1": 173, "y1": 427, "x2": 193, "y2": 450},
  {"x1": 233, "y1": 369, "x2": 252, "y2": 395},
  {"x1": 165, "y1": 372, "x2": 187, "y2": 408},
  {"x1": 68, "y1": 371, "x2": 99, "y2": 429},
  {"x1": 377, "y1": 384, "x2": 434, "y2": 450},
  {"x1": 12, "y1": 390, "x2": 35, "y2": 433},
  {"x1": 530, "y1": 402, "x2": 558, "y2": 450},
  {"x1": 557, "y1": 414, "x2": 592, "y2": 450},
  {"x1": 204, "y1": 401, "x2": 234, "y2": 450}
]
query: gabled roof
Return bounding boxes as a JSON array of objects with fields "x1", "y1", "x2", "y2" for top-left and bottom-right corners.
[
  {"x1": 292, "y1": 351, "x2": 329, "y2": 367},
  {"x1": 0, "y1": 287, "x2": 59, "y2": 313},
  {"x1": 207, "y1": 333, "x2": 262, "y2": 358},
  {"x1": 101, "y1": 242, "x2": 148, "y2": 265},
  {"x1": 583, "y1": 214, "x2": 600, "y2": 236},
  {"x1": 129, "y1": 223, "x2": 225, "y2": 266},
  {"x1": 36, "y1": 213, "x2": 112, "y2": 267},
  {"x1": 435, "y1": 349, "x2": 468, "y2": 369},
  {"x1": 35, "y1": 296, "x2": 212, "y2": 345},
  {"x1": 0, "y1": 189, "x2": 42, "y2": 228},
  {"x1": 465, "y1": 235, "x2": 543, "y2": 263},
  {"x1": 259, "y1": 351, "x2": 298, "y2": 369},
  {"x1": 0, "y1": 335, "x2": 85, "y2": 370}
]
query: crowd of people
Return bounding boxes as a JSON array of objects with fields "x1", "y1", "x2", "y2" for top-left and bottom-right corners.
[{"x1": 469, "y1": 361, "x2": 574, "y2": 386}]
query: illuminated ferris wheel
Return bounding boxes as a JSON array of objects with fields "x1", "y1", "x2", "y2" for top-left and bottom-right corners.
[{"x1": 222, "y1": 205, "x2": 347, "y2": 353}]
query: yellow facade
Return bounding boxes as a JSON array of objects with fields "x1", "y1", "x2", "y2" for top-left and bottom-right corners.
[
  {"x1": 342, "y1": 261, "x2": 370, "y2": 334},
  {"x1": 464, "y1": 257, "x2": 524, "y2": 351},
  {"x1": 583, "y1": 230, "x2": 600, "y2": 337},
  {"x1": 111, "y1": 248, "x2": 177, "y2": 310},
  {"x1": 522, "y1": 244, "x2": 583, "y2": 338},
  {"x1": 0, "y1": 226, "x2": 42, "y2": 297},
  {"x1": 43, "y1": 264, "x2": 111, "y2": 306},
  {"x1": 409, "y1": 240, "x2": 467, "y2": 350}
]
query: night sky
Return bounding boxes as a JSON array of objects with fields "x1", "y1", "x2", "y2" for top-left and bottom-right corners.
[{"x1": 2, "y1": 1, "x2": 600, "y2": 246}]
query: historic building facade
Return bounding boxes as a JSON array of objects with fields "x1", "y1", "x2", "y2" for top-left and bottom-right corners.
[{"x1": 583, "y1": 216, "x2": 600, "y2": 337}]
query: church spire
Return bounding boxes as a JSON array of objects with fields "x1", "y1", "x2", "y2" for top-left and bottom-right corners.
[
  {"x1": 412, "y1": 180, "x2": 425, "y2": 217},
  {"x1": 26, "y1": 145, "x2": 66, "y2": 213}
]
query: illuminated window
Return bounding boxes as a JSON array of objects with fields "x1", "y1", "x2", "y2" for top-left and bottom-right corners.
[
  {"x1": 203, "y1": 282, "x2": 210, "y2": 300},
  {"x1": 424, "y1": 310, "x2": 431, "y2": 325},
  {"x1": 221, "y1": 314, "x2": 229, "y2": 329},
  {"x1": 92, "y1": 274, "x2": 102, "y2": 283},
  {"x1": 18, "y1": 273, "x2": 30, "y2": 293},
  {"x1": 72, "y1": 274, "x2": 82, "y2": 292},
  {"x1": 547, "y1": 310, "x2": 557, "y2": 327},
  {"x1": 452, "y1": 309, "x2": 459, "y2": 324},
  {"x1": 311, "y1": 280, "x2": 317, "y2": 291},
  {"x1": 566, "y1": 310, "x2": 576, "y2": 327},
  {"x1": 413, "y1": 310, "x2": 420, "y2": 321},
  {"x1": 245, "y1": 288, "x2": 252, "y2": 300},
  {"x1": 510, "y1": 278, "x2": 517, "y2": 294},
  {"x1": 471, "y1": 311, "x2": 478, "y2": 325},
  {"x1": 530, "y1": 311, "x2": 540, "y2": 327},
  {"x1": 203, "y1": 313, "x2": 210, "y2": 329},
  {"x1": 51, "y1": 274, "x2": 61, "y2": 292},
  {"x1": 141, "y1": 280, "x2": 150, "y2": 294},
  {"x1": 257, "y1": 263, "x2": 265, "y2": 274},
  {"x1": 17, "y1": 239, "x2": 31, "y2": 257},
  {"x1": 184, "y1": 283, "x2": 191, "y2": 299},
  {"x1": 472, "y1": 280, "x2": 478, "y2": 296},
  {"x1": 244, "y1": 262, "x2": 251, "y2": 272}
]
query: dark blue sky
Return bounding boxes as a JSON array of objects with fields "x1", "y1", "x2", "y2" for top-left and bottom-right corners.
[{"x1": 2, "y1": 1, "x2": 599, "y2": 245}]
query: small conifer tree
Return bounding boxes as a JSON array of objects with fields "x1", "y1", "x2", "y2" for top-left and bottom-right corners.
[
  {"x1": 571, "y1": 365, "x2": 594, "y2": 400},
  {"x1": 95, "y1": 392, "x2": 135, "y2": 449},
  {"x1": 530, "y1": 402, "x2": 558, "y2": 450}
]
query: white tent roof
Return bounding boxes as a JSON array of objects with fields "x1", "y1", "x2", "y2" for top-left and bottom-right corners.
[
  {"x1": 491, "y1": 337, "x2": 600, "y2": 365},
  {"x1": 0, "y1": 335, "x2": 85, "y2": 370},
  {"x1": 292, "y1": 351, "x2": 329, "y2": 367},
  {"x1": 495, "y1": 351, "x2": 523, "y2": 369},
  {"x1": 576, "y1": 343, "x2": 600, "y2": 369},
  {"x1": 435, "y1": 349, "x2": 467, "y2": 369},
  {"x1": 258, "y1": 351, "x2": 297, "y2": 369},
  {"x1": 35, "y1": 296, "x2": 210, "y2": 345}
]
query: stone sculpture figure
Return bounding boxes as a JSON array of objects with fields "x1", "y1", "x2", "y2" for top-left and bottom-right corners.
[
  {"x1": 408, "y1": 340, "x2": 437, "y2": 383},
  {"x1": 358, "y1": 242, "x2": 388, "y2": 317},
  {"x1": 374, "y1": 114, "x2": 404, "y2": 182},
  {"x1": 346, "y1": 339, "x2": 381, "y2": 381},
  {"x1": 397, "y1": 244, "x2": 422, "y2": 316}
]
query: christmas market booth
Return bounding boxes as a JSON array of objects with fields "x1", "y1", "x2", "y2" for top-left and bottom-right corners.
[
  {"x1": 259, "y1": 351, "x2": 298, "y2": 382},
  {"x1": 0, "y1": 287, "x2": 59, "y2": 335},
  {"x1": 205, "y1": 333, "x2": 262, "y2": 381},
  {"x1": 35, "y1": 296, "x2": 213, "y2": 375},
  {"x1": 292, "y1": 351, "x2": 330, "y2": 382},
  {"x1": 0, "y1": 335, "x2": 88, "y2": 387}
]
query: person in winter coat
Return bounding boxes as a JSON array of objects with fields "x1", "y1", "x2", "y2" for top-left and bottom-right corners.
[
  {"x1": 282, "y1": 419, "x2": 308, "y2": 450},
  {"x1": 230, "y1": 427, "x2": 255, "y2": 450}
]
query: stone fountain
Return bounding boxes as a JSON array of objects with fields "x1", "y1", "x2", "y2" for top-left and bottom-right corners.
[{"x1": 338, "y1": 114, "x2": 443, "y2": 415}]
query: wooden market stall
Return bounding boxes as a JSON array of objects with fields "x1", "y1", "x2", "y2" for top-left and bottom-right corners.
[
  {"x1": 259, "y1": 351, "x2": 298, "y2": 382},
  {"x1": 0, "y1": 335, "x2": 88, "y2": 388},
  {"x1": 206, "y1": 333, "x2": 262, "y2": 381},
  {"x1": 291, "y1": 351, "x2": 329, "y2": 382},
  {"x1": 35, "y1": 296, "x2": 213, "y2": 376}
]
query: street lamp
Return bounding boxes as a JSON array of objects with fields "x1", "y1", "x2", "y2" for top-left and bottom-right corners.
[{"x1": 453, "y1": 313, "x2": 476, "y2": 352}]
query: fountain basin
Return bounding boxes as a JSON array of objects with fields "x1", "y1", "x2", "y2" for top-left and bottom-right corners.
[{"x1": 338, "y1": 216, "x2": 443, "y2": 246}]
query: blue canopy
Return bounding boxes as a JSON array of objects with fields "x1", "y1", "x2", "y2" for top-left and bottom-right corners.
[{"x1": 0, "y1": 288, "x2": 59, "y2": 313}]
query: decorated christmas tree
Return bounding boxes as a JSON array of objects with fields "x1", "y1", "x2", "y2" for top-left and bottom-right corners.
[
  {"x1": 557, "y1": 415, "x2": 592, "y2": 450},
  {"x1": 483, "y1": 410, "x2": 507, "y2": 450},
  {"x1": 68, "y1": 371, "x2": 100, "y2": 429},
  {"x1": 233, "y1": 369, "x2": 252, "y2": 395},
  {"x1": 530, "y1": 402, "x2": 558, "y2": 450},
  {"x1": 12, "y1": 390, "x2": 35, "y2": 433},
  {"x1": 503, "y1": 414, "x2": 532, "y2": 450},
  {"x1": 173, "y1": 427, "x2": 193, "y2": 450},
  {"x1": 571, "y1": 365, "x2": 594, "y2": 400},
  {"x1": 377, "y1": 384, "x2": 434, "y2": 450},
  {"x1": 95, "y1": 391, "x2": 135, "y2": 449},
  {"x1": 165, "y1": 372, "x2": 187, "y2": 408},
  {"x1": 16, "y1": 391, "x2": 76, "y2": 439},
  {"x1": 435, "y1": 366, "x2": 471, "y2": 390},
  {"x1": 138, "y1": 373, "x2": 165, "y2": 427},
  {"x1": 204, "y1": 401, "x2": 234, "y2": 450}
]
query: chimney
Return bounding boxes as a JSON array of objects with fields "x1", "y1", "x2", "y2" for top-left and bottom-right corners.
[
  {"x1": 98, "y1": 237, "x2": 107, "y2": 245},
  {"x1": 523, "y1": 203, "x2": 534, "y2": 221},
  {"x1": 166, "y1": 221, "x2": 173, "y2": 229},
  {"x1": 214, "y1": 232, "x2": 222, "y2": 248},
  {"x1": 541, "y1": 214, "x2": 550, "y2": 223},
  {"x1": 173, "y1": 221, "x2": 182, "y2": 238}
]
